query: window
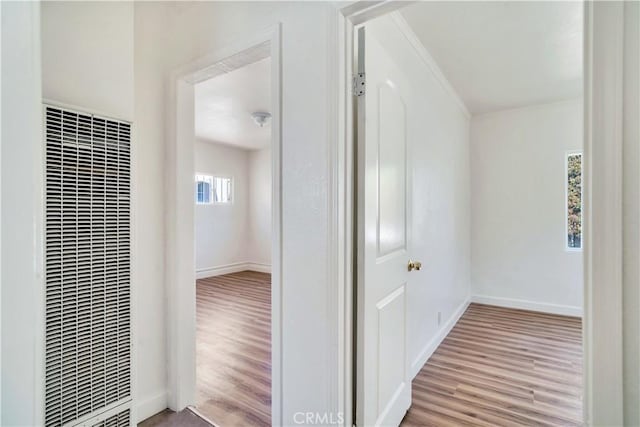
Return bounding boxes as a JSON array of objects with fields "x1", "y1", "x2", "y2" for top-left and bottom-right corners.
[
  {"x1": 196, "y1": 175, "x2": 213, "y2": 204},
  {"x1": 566, "y1": 152, "x2": 582, "y2": 250},
  {"x1": 195, "y1": 174, "x2": 233, "y2": 204}
]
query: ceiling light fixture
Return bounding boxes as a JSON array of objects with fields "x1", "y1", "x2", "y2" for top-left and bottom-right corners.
[{"x1": 251, "y1": 111, "x2": 271, "y2": 127}]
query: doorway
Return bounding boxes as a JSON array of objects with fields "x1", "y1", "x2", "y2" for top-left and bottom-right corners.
[
  {"x1": 192, "y1": 56, "x2": 273, "y2": 425},
  {"x1": 347, "y1": 3, "x2": 585, "y2": 426},
  {"x1": 165, "y1": 27, "x2": 282, "y2": 425}
]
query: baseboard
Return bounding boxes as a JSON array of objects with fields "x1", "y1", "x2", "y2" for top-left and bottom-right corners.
[
  {"x1": 196, "y1": 261, "x2": 272, "y2": 279},
  {"x1": 245, "y1": 262, "x2": 272, "y2": 273},
  {"x1": 196, "y1": 262, "x2": 248, "y2": 279},
  {"x1": 135, "y1": 390, "x2": 167, "y2": 423},
  {"x1": 471, "y1": 294, "x2": 583, "y2": 317},
  {"x1": 410, "y1": 296, "x2": 471, "y2": 378}
]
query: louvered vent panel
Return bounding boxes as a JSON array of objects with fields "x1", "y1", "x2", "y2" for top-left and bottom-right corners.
[
  {"x1": 45, "y1": 106, "x2": 131, "y2": 427},
  {"x1": 91, "y1": 409, "x2": 131, "y2": 427}
]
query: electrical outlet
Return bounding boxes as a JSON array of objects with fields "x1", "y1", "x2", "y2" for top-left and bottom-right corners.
[{"x1": 437, "y1": 311, "x2": 442, "y2": 326}]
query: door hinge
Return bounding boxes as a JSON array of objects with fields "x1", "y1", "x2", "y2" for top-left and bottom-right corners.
[{"x1": 353, "y1": 73, "x2": 365, "y2": 96}]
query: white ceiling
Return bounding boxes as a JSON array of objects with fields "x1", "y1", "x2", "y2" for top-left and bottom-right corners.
[
  {"x1": 400, "y1": 1, "x2": 583, "y2": 114},
  {"x1": 195, "y1": 57, "x2": 271, "y2": 150}
]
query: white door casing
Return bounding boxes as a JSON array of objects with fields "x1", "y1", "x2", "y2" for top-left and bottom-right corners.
[{"x1": 356, "y1": 26, "x2": 412, "y2": 427}]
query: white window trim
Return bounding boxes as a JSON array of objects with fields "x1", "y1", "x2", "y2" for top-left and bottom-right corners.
[
  {"x1": 195, "y1": 174, "x2": 213, "y2": 205},
  {"x1": 565, "y1": 150, "x2": 583, "y2": 252},
  {"x1": 194, "y1": 174, "x2": 234, "y2": 205}
]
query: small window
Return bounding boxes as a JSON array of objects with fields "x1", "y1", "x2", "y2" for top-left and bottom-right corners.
[
  {"x1": 566, "y1": 152, "x2": 582, "y2": 250},
  {"x1": 195, "y1": 175, "x2": 213, "y2": 204},
  {"x1": 195, "y1": 174, "x2": 233, "y2": 205}
]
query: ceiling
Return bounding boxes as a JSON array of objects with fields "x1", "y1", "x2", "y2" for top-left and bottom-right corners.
[
  {"x1": 195, "y1": 57, "x2": 271, "y2": 150},
  {"x1": 400, "y1": 1, "x2": 583, "y2": 114}
]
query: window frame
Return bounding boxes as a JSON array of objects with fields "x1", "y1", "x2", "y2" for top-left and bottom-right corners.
[
  {"x1": 194, "y1": 173, "x2": 234, "y2": 205},
  {"x1": 565, "y1": 150, "x2": 583, "y2": 252},
  {"x1": 195, "y1": 174, "x2": 213, "y2": 205}
]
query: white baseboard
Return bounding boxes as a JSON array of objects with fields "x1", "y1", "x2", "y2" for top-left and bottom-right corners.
[
  {"x1": 471, "y1": 294, "x2": 583, "y2": 317},
  {"x1": 410, "y1": 296, "x2": 470, "y2": 378},
  {"x1": 245, "y1": 262, "x2": 272, "y2": 273},
  {"x1": 135, "y1": 390, "x2": 167, "y2": 423},
  {"x1": 196, "y1": 262, "x2": 248, "y2": 279},
  {"x1": 196, "y1": 261, "x2": 272, "y2": 279}
]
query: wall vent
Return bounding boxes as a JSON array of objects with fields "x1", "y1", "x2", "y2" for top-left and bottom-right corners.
[
  {"x1": 44, "y1": 105, "x2": 131, "y2": 426},
  {"x1": 91, "y1": 408, "x2": 130, "y2": 427}
]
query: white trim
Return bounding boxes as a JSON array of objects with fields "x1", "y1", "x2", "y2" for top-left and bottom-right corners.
[
  {"x1": 196, "y1": 262, "x2": 249, "y2": 279},
  {"x1": 410, "y1": 297, "x2": 470, "y2": 378},
  {"x1": 166, "y1": 24, "x2": 283, "y2": 426},
  {"x1": 388, "y1": 12, "x2": 471, "y2": 119},
  {"x1": 130, "y1": 109, "x2": 139, "y2": 427},
  {"x1": 472, "y1": 295, "x2": 583, "y2": 318},
  {"x1": 583, "y1": 2, "x2": 625, "y2": 425},
  {"x1": 246, "y1": 262, "x2": 272, "y2": 274},
  {"x1": 472, "y1": 96, "x2": 583, "y2": 120},
  {"x1": 333, "y1": 7, "x2": 353, "y2": 426},
  {"x1": 269, "y1": 26, "x2": 284, "y2": 427},
  {"x1": 135, "y1": 391, "x2": 168, "y2": 424},
  {"x1": 195, "y1": 262, "x2": 272, "y2": 279}
]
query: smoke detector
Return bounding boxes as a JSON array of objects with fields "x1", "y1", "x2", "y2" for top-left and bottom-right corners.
[{"x1": 251, "y1": 111, "x2": 271, "y2": 127}]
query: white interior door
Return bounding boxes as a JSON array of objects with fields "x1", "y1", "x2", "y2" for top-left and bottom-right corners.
[{"x1": 356, "y1": 25, "x2": 414, "y2": 427}]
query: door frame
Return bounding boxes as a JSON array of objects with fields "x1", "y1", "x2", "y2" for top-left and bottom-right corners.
[
  {"x1": 165, "y1": 24, "x2": 283, "y2": 425},
  {"x1": 334, "y1": 1, "x2": 627, "y2": 425}
]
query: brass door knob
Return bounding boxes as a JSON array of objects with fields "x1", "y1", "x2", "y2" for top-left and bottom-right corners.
[{"x1": 408, "y1": 260, "x2": 422, "y2": 272}]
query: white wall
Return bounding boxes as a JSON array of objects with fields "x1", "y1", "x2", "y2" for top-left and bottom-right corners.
[
  {"x1": 132, "y1": 4, "x2": 170, "y2": 419},
  {"x1": 1, "y1": 2, "x2": 43, "y2": 425},
  {"x1": 470, "y1": 98, "x2": 584, "y2": 315},
  {"x1": 134, "y1": 2, "x2": 341, "y2": 423},
  {"x1": 248, "y1": 148, "x2": 272, "y2": 266},
  {"x1": 367, "y1": 15, "x2": 472, "y2": 378},
  {"x1": 194, "y1": 140, "x2": 250, "y2": 276},
  {"x1": 41, "y1": 1, "x2": 134, "y2": 120},
  {"x1": 194, "y1": 142, "x2": 272, "y2": 277}
]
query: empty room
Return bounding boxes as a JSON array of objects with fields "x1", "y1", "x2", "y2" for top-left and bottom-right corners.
[
  {"x1": 352, "y1": 3, "x2": 585, "y2": 426},
  {"x1": 2, "y1": 1, "x2": 638, "y2": 427},
  {"x1": 193, "y1": 56, "x2": 274, "y2": 425}
]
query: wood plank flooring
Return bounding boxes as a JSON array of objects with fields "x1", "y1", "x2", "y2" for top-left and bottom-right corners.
[
  {"x1": 401, "y1": 303, "x2": 583, "y2": 427},
  {"x1": 141, "y1": 292, "x2": 582, "y2": 427},
  {"x1": 138, "y1": 409, "x2": 211, "y2": 427},
  {"x1": 195, "y1": 271, "x2": 271, "y2": 427}
]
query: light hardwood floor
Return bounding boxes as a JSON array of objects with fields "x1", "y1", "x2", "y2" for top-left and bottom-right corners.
[
  {"x1": 141, "y1": 294, "x2": 582, "y2": 427},
  {"x1": 401, "y1": 303, "x2": 583, "y2": 426},
  {"x1": 195, "y1": 271, "x2": 271, "y2": 427},
  {"x1": 138, "y1": 409, "x2": 211, "y2": 427}
]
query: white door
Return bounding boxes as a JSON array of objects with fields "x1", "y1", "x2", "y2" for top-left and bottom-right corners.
[{"x1": 356, "y1": 26, "x2": 416, "y2": 427}]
